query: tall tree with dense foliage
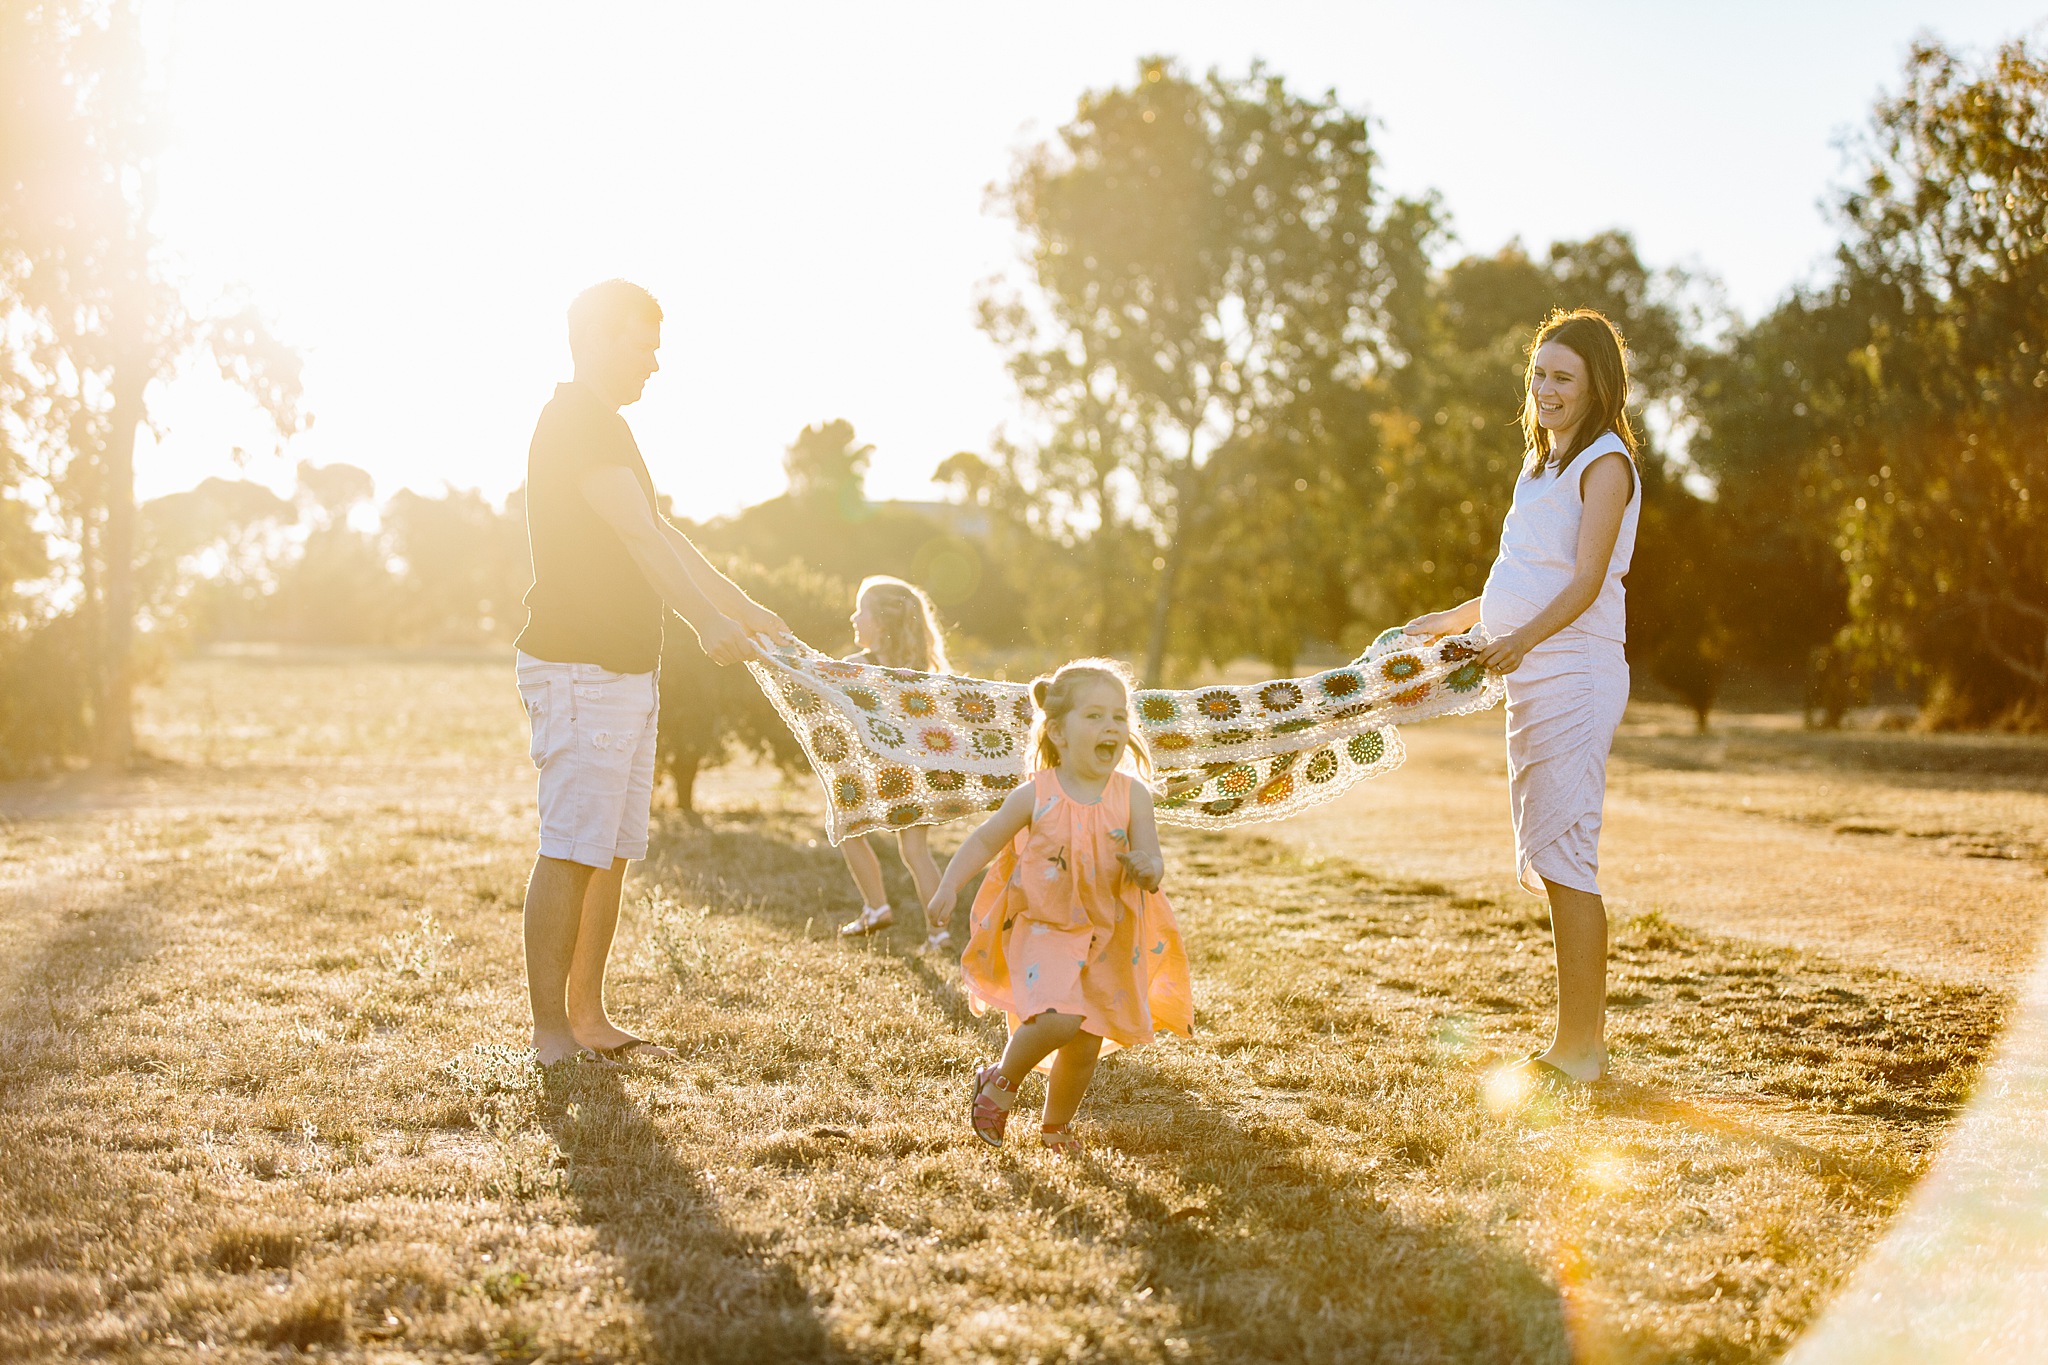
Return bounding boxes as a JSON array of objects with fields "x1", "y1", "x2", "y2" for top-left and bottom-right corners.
[
  {"x1": 1693, "y1": 37, "x2": 2048, "y2": 725},
  {"x1": 984, "y1": 58, "x2": 1410, "y2": 681},
  {"x1": 980, "y1": 59, "x2": 1730, "y2": 693},
  {"x1": 0, "y1": 0, "x2": 303, "y2": 766}
]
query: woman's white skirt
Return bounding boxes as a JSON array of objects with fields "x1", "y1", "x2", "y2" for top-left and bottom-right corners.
[{"x1": 1503, "y1": 630, "x2": 1628, "y2": 895}]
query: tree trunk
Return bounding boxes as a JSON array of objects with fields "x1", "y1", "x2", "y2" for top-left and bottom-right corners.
[
  {"x1": 93, "y1": 367, "x2": 146, "y2": 771},
  {"x1": 1091, "y1": 459, "x2": 1119, "y2": 655},
  {"x1": 1141, "y1": 459, "x2": 1204, "y2": 687},
  {"x1": 1141, "y1": 520, "x2": 1187, "y2": 687},
  {"x1": 667, "y1": 751, "x2": 702, "y2": 819}
]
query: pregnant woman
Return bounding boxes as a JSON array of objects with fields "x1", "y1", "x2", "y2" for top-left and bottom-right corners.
[{"x1": 1405, "y1": 308, "x2": 1642, "y2": 1085}]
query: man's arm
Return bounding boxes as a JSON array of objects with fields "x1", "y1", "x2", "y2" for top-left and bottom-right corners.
[
  {"x1": 656, "y1": 519, "x2": 788, "y2": 638},
  {"x1": 579, "y1": 466, "x2": 758, "y2": 666}
]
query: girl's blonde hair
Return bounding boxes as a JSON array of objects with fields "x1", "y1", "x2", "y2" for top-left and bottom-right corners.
[
  {"x1": 1027, "y1": 658, "x2": 1153, "y2": 778},
  {"x1": 857, "y1": 575, "x2": 952, "y2": 673}
]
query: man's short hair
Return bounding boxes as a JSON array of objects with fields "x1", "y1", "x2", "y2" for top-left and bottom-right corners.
[{"x1": 567, "y1": 279, "x2": 663, "y2": 364}]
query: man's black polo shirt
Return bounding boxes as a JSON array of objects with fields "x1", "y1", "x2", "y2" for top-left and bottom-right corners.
[{"x1": 514, "y1": 382, "x2": 664, "y2": 674}]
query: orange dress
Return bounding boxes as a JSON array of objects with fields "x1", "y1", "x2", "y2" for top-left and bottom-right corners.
[{"x1": 962, "y1": 770, "x2": 1195, "y2": 1060}]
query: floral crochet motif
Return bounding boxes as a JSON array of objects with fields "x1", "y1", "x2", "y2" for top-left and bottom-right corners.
[{"x1": 747, "y1": 626, "x2": 1503, "y2": 842}]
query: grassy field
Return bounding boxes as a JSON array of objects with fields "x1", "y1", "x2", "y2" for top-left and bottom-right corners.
[
  {"x1": 1279, "y1": 704, "x2": 2048, "y2": 989},
  {"x1": 0, "y1": 653, "x2": 2036, "y2": 1362}
]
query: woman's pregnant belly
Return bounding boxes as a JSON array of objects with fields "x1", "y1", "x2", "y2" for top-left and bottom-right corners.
[{"x1": 1478, "y1": 578, "x2": 1541, "y2": 638}]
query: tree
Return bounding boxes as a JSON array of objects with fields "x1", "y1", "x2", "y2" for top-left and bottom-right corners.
[
  {"x1": 264, "y1": 463, "x2": 394, "y2": 645},
  {"x1": 138, "y1": 476, "x2": 297, "y2": 642},
  {"x1": 383, "y1": 485, "x2": 530, "y2": 645},
  {"x1": 0, "y1": 0, "x2": 304, "y2": 766},
  {"x1": 985, "y1": 58, "x2": 1402, "y2": 682},
  {"x1": 1686, "y1": 294, "x2": 1853, "y2": 692},
  {"x1": 783, "y1": 419, "x2": 873, "y2": 515},
  {"x1": 1828, "y1": 38, "x2": 2048, "y2": 725},
  {"x1": 1691, "y1": 37, "x2": 2048, "y2": 727},
  {"x1": 697, "y1": 421, "x2": 1026, "y2": 652},
  {"x1": 655, "y1": 558, "x2": 851, "y2": 814}
]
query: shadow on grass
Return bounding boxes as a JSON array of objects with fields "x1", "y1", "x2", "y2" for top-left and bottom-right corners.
[
  {"x1": 1612, "y1": 726, "x2": 2048, "y2": 792},
  {"x1": 1597, "y1": 1082, "x2": 1912, "y2": 1197},
  {"x1": 538, "y1": 1064, "x2": 837, "y2": 1364},
  {"x1": 641, "y1": 808, "x2": 1582, "y2": 1357},
  {"x1": 643, "y1": 808, "x2": 985, "y2": 1031},
  {"x1": 0, "y1": 891, "x2": 159, "y2": 1079},
  {"x1": 1011, "y1": 1050, "x2": 1575, "y2": 1362},
  {"x1": 0, "y1": 874, "x2": 164, "y2": 1347}
]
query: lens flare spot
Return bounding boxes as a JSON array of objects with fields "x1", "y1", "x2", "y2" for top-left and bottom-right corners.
[
  {"x1": 1482, "y1": 1064, "x2": 1536, "y2": 1113},
  {"x1": 1580, "y1": 1147, "x2": 1633, "y2": 1192}
]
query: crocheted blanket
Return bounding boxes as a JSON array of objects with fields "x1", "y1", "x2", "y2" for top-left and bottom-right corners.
[{"x1": 747, "y1": 627, "x2": 1504, "y2": 844}]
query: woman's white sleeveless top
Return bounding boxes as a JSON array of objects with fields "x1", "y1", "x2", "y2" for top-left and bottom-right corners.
[{"x1": 1477, "y1": 431, "x2": 1640, "y2": 644}]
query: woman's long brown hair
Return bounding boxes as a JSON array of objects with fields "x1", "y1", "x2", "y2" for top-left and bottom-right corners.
[{"x1": 1520, "y1": 308, "x2": 1638, "y2": 476}]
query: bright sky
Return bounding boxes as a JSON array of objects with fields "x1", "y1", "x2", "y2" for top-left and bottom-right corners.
[{"x1": 142, "y1": 0, "x2": 2047, "y2": 519}]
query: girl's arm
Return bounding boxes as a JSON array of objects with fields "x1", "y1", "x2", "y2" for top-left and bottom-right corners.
[
  {"x1": 1116, "y1": 783, "x2": 1166, "y2": 892},
  {"x1": 1474, "y1": 452, "x2": 1633, "y2": 675},
  {"x1": 1403, "y1": 596, "x2": 1482, "y2": 640},
  {"x1": 926, "y1": 783, "x2": 1036, "y2": 917}
]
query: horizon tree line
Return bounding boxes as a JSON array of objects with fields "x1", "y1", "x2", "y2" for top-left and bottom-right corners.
[{"x1": 2, "y1": 9, "x2": 2041, "y2": 776}]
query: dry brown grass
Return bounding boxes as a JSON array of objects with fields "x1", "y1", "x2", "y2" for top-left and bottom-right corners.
[
  {"x1": 0, "y1": 653, "x2": 2021, "y2": 1362},
  {"x1": 1279, "y1": 706, "x2": 2048, "y2": 987}
]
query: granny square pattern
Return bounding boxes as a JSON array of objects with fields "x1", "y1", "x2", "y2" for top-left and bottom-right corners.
[{"x1": 747, "y1": 626, "x2": 1504, "y2": 843}]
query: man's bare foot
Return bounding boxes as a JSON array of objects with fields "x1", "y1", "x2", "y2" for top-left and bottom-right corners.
[
  {"x1": 534, "y1": 1030, "x2": 592, "y2": 1066},
  {"x1": 574, "y1": 1022, "x2": 677, "y2": 1061}
]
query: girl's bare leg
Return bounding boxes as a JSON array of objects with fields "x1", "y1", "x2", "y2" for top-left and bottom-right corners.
[
  {"x1": 1538, "y1": 878, "x2": 1608, "y2": 1081},
  {"x1": 840, "y1": 834, "x2": 888, "y2": 908},
  {"x1": 994, "y1": 1009, "x2": 1084, "y2": 1084},
  {"x1": 896, "y1": 827, "x2": 944, "y2": 927},
  {"x1": 1042, "y1": 1032, "x2": 1105, "y2": 1128}
]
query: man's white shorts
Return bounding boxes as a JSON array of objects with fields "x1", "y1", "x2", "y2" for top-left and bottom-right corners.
[{"x1": 515, "y1": 651, "x2": 659, "y2": 869}]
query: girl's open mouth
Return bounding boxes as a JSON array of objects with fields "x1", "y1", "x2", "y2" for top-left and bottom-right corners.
[{"x1": 1094, "y1": 740, "x2": 1118, "y2": 762}]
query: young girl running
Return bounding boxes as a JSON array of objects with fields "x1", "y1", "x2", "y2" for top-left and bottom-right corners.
[
  {"x1": 835, "y1": 576, "x2": 954, "y2": 951},
  {"x1": 926, "y1": 659, "x2": 1194, "y2": 1154},
  {"x1": 1405, "y1": 308, "x2": 1642, "y2": 1086}
]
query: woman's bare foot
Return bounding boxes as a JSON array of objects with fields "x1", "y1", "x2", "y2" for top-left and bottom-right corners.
[{"x1": 1532, "y1": 1045, "x2": 1607, "y2": 1084}]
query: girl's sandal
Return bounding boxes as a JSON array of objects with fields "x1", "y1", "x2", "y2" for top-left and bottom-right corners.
[
  {"x1": 970, "y1": 1065, "x2": 1020, "y2": 1146},
  {"x1": 839, "y1": 904, "x2": 894, "y2": 937},
  {"x1": 1039, "y1": 1123, "x2": 1083, "y2": 1156}
]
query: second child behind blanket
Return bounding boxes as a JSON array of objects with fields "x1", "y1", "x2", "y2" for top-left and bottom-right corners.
[
  {"x1": 926, "y1": 658, "x2": 1194, "y2": 1155},
  {"x1": 836, "y1": 576, "x2": 954, "y2": 951}
]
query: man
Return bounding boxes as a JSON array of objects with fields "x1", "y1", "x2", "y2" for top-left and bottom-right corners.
[{"x1": 513, "y1": 279, "x2": 784, "y2": 1065}]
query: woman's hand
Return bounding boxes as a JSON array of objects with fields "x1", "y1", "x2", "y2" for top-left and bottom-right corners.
[
  {"x1": 1402, "y1": 610, "x2": 1462, "y2": 640},
  {"x1": 1117, "y1": 849, "x2": 1164, "y2": 892},
  {"x1": 1474, "y1": 629, "x2": 1533, "y2": 675}
]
